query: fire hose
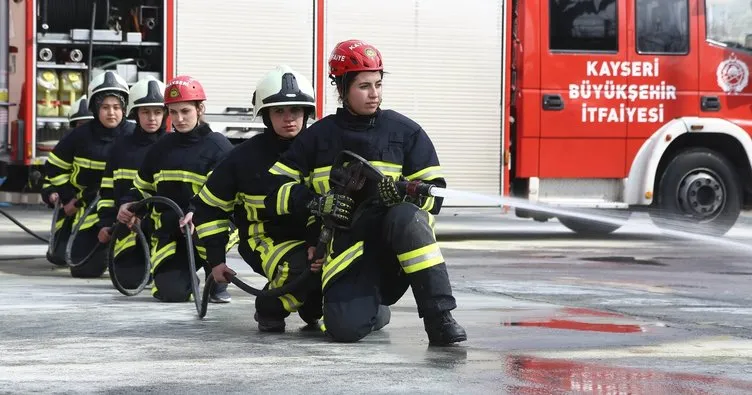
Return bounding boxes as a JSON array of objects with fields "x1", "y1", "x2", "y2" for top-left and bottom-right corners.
[{"x1": 65, "y1": 196, "x2": 109, "y2": 268}]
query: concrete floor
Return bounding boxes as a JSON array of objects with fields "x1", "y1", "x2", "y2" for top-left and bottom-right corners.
[{"x1": 1, "y1": 205, "x2": 752, "y2": 394}]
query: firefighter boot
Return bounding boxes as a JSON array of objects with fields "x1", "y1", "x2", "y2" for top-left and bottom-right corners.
[
  {"x1": 408, "y1": 263, "x2": 466, "y2": 345},
  {"x1": 423, "y1": 310, "x2": 467, "y2": 346},
  {"x1": 254, "y1": 312, "x2": 286, "y2": 333}
]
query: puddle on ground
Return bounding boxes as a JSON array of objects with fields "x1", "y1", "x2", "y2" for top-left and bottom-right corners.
[{"x1": 505, "y1": 355, "x2": 752, "y2": 394}]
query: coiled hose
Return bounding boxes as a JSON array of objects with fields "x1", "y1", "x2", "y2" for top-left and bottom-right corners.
[
  {"x1": 118, "y1": 196, "x2": 204, "y2": 315},
  {"x1": 65, "y1": 196, "x2": 109, "y2": 268},
  {"x1": 106, "y1": 220, "x2": 152, "y2": 297}
]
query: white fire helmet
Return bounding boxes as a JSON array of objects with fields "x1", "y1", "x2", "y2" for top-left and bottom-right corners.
[
  {"x1": 88, "y1": 70, "x2": 130, "y2": 98},
  {"x1": 128, "y1": 76, "x2": 166, "y2": 115},
  {"x1": 67, "y1": 96, "x2": 95, "y2": 123},
  {"x1": 252, "y1": 65, "x2": 315, "y2": 120}
]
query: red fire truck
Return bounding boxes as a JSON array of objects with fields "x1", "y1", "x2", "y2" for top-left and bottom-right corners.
[{"x1": 2, "y1": 0, "x2": 751, "y2": 236}]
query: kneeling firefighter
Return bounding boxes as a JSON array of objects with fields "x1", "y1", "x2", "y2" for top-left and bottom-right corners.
[
  {"x1": 192, "y1": 65, "x2": 323, "y2": 332},
  {"x1": 41, "y1": 71, "x2": 135, "y2": 277},
  {"x1": 97, "y1": 77, "x2": 167, "y2": 289},
  {"x1": 265, "y1": 39, "x2": 467, "y2": 345},
  {"x1": 117, "y1": 75, "x2": 234, "y2": 303}
]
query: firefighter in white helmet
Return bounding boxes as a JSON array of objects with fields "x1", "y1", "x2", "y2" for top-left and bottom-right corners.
[
  {"x1": 97, "y1": 77, "x2": 167, "y2": 289},
  {"x1": 41, "y1": 70, "x2": 135, "y2": 277},
  {"x1": 67, "y1": 96, "x2": 94, "y2": 128},
  {"x1": 191, "y1": 65, "x2": 323, "y2": 331}
]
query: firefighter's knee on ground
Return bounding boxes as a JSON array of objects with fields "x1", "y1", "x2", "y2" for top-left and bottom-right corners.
[
  {"x1": 323, "y1": 297, "x2": 379, "y2": 343},
  {"x1": 153, "y1": 277, "x2": 191, "y2": 302},
  {"x1": 383, "y1": 202, "x2": 431, "y2": 242}
]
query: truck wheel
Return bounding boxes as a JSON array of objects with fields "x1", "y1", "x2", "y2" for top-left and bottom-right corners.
[
  {"x1": 558, "y1": 210, "x2": 630, "y2": 236},
  {"x1": 650, "y1": 148, "x2": 741, "y2": 236}
]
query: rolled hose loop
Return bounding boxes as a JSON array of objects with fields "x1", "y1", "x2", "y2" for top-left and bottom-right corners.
[{"x1": 66, "y1": 196, "x2": 108, "y2": 268}]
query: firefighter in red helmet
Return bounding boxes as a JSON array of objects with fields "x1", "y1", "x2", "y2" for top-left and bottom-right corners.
[
  {"x1": 264, "y1": 39, "x2": 467, "y2": 345},
  {"x1": 117, "y1": 75, "x2": 234, "y2": 304}
]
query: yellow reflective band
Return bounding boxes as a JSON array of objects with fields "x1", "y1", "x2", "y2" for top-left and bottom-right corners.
[
  {"x1": 406, "y1": 166, "x2": 444, "y2": 181},
  {"x1": 311, "y1": 166, "x2": 331, "y2": 195},
  {"x1": 150, "y1": 241, "x2": 177, "y2": 272},
  {"x1": 238, "y1": 193, "x2": 265, "y2": 221},
  {"x1": 276, "y1": 182, "x2": 295, "y2": 215},
  {"x1": 371, "y1": 161, "x2": 402, "y2": 179},
  {"x1": 269, "y1": 161, "x2": 302, "y2": 182},
  {"x1": 428, "y1": 213, "x2": 436, "y2": 229},
  {"x1": 397, "y1": 243, "x2": 444, "y2": 274},
  {"x1": 196, "y1": 219, "x2": 230, "y2": 239},
  {"x1": 55, "y1": 217, "x2": 66, "y2": 231},
  {"x1": 306, "y1": 215, "x2": 316, "y2": 227},
  {"x1": 421, "y1": 196, "x2": 435, "y2": 212},
  {"x1": 42, "y1": 183, "x2": 51, "y2": 188},
  {"x1": 261, "y1": 240, "x2": 305, "y2": 282},
  {"x1": 248, "y1": 222, "x2": 266, "y2": 238},
  {"x1": 113, "y1": 168, "x2": 138, "y2": 181},
  {"x1": 198, "y1": 186, "x2": 234, "y2": 212},
  {"x1": 270, "y1": 261, "x2": 289, "y2": 289},
  {"x1": 249, "y1": 235, "x2": 271, "y2": 256},
  {"x1": 47, "y1": 152, "x2": 72, "y2": 170},
  {"x1": 97, "y1": 199, "x2": 115, "y2": 210},
  {"x1": 100, "y1": 177, "x2": 114, "y2": 189},
  {"x1": 322, "y1": 241, "x2": 364, "y2": 289},
  {"x1": 279, "y1": 293, "x2": 302, "y2": 313},
  {"x1": 225, "y1": 228, "x2": 240, "y2": 252},
  {"x1": 196, "y1": 245, "x2": 207, "y2": 261},
  {"x1": 113, "y1": 232, "x2": 137, "y2": 258},
  {"x1": 134, "y1": 174, "x2": 156, "y2": 193},
  {"x1": 153, "y1": 170, "x2": 207, "y2": 187},
  {"x1": 48, "y1": 173, "x2": 70, "y2": 186},
  {"x1": 73, "y1": 212, "x2": 99, "y2": 231},
  {"x1": 73, "y1": 156, "x2": 106, "y2": 170}
]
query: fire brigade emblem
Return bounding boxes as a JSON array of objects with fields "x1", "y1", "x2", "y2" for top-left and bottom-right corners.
[
  {"x1": 364, "y1": 48, "x2": 376, "y2": 58},
  {"x1": 168, "y1": 86, "x2": 181, "y2": 98},
  {"x1": 716, "y1": 54, "x2": 749, "y2": 94}
]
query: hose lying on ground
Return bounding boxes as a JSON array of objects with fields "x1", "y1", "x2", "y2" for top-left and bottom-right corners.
[{"x1": 0, "y1": 208, "x2": 50, "y2": 243}]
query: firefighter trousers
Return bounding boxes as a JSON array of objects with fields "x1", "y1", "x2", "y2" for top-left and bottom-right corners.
[
  {"x1": 109, "y1": 222, "x2": 152, "y2": 289},
  {"x1": 321, "y1": 202, "x2": 457, "y2": 343},
  {"x1": 239, "y1": 240, "x2": 322, "y2": 323},
  {"x1": 150, "y1": 232, "x2": 207, "y2": 302},
  {"x1": 49, "y1": 207, "x2": 107, "y2": 278}
]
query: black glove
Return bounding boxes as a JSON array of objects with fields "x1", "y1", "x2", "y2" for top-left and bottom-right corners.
[
  {"x1": 307, "y1": 193, "x2": 355, "y2": 223},
  {"x1": 377, "y1": 176, "x2": 405, "y2": 207}
]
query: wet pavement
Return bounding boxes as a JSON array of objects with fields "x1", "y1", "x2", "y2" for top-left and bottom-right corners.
[{"x1": 1, "y1": 205, "x2": 752, "y2": 394}]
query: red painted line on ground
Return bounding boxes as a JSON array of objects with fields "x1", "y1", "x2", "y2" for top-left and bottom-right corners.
[{"x1": 504, "y1": 319, "x2": 643, "y2": 333}]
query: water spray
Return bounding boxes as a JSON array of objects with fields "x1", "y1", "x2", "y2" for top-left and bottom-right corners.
[{"x1": 397, "y1": 181, "x2": 752, "y2": 256}]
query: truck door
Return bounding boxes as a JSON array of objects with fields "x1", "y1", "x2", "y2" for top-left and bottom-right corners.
[
  {"x1": 699, "y1": 0, "x2": 752, "y2": 135},
  {"x1": 541, "y1": 0, "x2": 628, "y2": 178},
  {"x1": 627, "y1": 0, "x2": 697, "y2": 167}
]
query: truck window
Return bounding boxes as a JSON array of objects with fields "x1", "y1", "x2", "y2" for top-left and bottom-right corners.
[
  {"x1": 636, "y1": 0, "x2": 689, "y2": 54},
  {"x1": 549, "y1": 0, "x2": 618, "y2": 52},
  {"x1": 706, "y1": 0, "x2": 752, "y2": 52}
]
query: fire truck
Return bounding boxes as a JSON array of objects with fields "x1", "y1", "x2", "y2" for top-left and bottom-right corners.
[{"x1": 2, "y1": 0, "x2": 751, "y2": 236}]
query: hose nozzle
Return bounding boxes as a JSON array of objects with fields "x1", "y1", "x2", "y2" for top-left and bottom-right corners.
[{"x1": 396, "y1": 180, "x2": 434, "y2": 198}]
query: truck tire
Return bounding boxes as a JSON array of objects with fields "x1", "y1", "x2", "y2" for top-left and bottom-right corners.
[
  {"x1": 650, "y1": 148, "x2": 741, "y2": 236},
  {"x1": 558, "y1": 210, "x2": 630, "y2": 236}
]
